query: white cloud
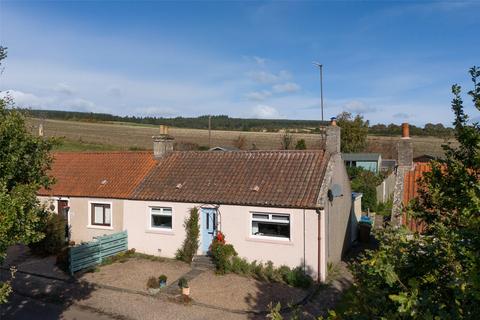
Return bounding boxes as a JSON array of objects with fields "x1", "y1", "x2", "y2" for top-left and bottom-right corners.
[
  {"x1": 393, "y1": 112, "x2": 410, "y2": 119},
  {"x1": 248, "y1": 70, "x2": 291, "y2": 84},
  {"x1": 54, "y1": 83, "x2": 74, "y2": 95},
  {"x1": 0, "y1": 89, "x2": 54, "y2": 108},
  {"x1": 245, "y1": 90, "x2": 272, "y2": 101},
  {"x1": 106, "y1": 85, "x2": 122, "y2": 98},
  {"x1": 63, "y1": 98, "x2": 96, "y2": 112},
  {"x1": 251, "y1": 104, "x2": 281, "y2": 119},
  {"x1": 343, "y1": 100, "x2": 377, "y2": 114},
  {"x1": 273, "y1": 82, "x2": 300, "y2": 94},
  {"x1": 253, "y1": 56, "x2": 266, "y2": 67}
]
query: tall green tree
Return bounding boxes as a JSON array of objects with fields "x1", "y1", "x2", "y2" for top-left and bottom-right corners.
[
  {"x1": 327, "y1": 67, "x2": 480, "y2": 319},
  {"x1": 336, "y1": 112, "x2": 369, "y2": 153},
  {"x1": 0, "y1": 46, "x2": 57, "y2": 303}
]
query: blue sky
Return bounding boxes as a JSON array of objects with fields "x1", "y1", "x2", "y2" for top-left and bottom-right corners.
[{"x1": 0, "y1": 1, "x2": 478, "y2": 126}]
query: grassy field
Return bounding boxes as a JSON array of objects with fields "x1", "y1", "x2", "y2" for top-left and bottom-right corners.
[{"x1": 27, "y1": 118, "x2": 455, "y2": 158}]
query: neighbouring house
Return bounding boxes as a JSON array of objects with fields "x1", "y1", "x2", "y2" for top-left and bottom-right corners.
[
  {"x1": 38, "y1": 120, "x2": 352, "y2": 282},
  {"x1": 342, "y1": 152, "x2": 382, "y2": 173}
]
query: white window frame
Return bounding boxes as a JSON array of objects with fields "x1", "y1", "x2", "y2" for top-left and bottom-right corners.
[
  {"x1": 149, "y1": 207, "x2": 173, "y2": 231},
  {"x1": 250, "y1": 212, "x2": 291, "y2": 241},
  {"x1": 87, "y1": 201, "x2": 113, "y2": 230}
]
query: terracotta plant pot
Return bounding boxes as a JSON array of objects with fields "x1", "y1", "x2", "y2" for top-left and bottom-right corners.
[{"x1": 182, "y1": 287, "x2": 190, "y2": 296}]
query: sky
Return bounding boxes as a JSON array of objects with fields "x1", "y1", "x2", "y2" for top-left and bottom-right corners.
[{"x1": 0, "y1": 1, "x2": 479, "y2": 126}]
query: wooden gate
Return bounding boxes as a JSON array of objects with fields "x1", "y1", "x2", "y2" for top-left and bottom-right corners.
[{"x1": 69, "y1": 231, "x2": 128, "y2": 275}]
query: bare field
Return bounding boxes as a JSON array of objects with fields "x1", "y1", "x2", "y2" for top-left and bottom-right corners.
[{"x1": 28, "y1": 118, "x2": 454, "y2": 158}]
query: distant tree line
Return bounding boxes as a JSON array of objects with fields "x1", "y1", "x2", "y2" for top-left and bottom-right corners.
[
  {"x1": 25, "y1": 109, "x2": 454, "y2": 138},
  {"x1": 369, "y1": 122, "x2": 454, "y2": 137},
  {"x1": 25, "y1": 110, "x2": 328, "y2": 133}
]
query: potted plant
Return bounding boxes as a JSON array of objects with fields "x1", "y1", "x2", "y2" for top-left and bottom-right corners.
[
  {"x1": 159, "y1": 274, "x2": 168, "y2": 288},
  {"x1": 146, "y1": 276, "x2": 160, "y2": 294},
  {"x1": 178, "y1": 277, "x2": 190, "y2": 296}
]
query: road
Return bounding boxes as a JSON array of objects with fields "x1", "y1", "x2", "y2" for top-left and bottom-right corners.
[{"x1": 0, "y1": 292, "x2": 117, "y2": 320}]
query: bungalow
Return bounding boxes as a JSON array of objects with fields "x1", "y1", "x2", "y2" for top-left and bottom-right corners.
[
  {"x1": 38, "y1": 120, "x2": 351, "y2": 282},
  {"x1": 342, "y1": 153, "x2": 382, "y2": 173}
]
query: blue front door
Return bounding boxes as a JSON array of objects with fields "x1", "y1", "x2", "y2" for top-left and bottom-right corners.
[{"x1": 201, "y1": 208, "x2": 217, "y2": 254}]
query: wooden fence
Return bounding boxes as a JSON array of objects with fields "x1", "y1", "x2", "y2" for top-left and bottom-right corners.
[
  {"x1": 69, "y1": 231, "x2": 128, "y2": 275},
  {"x1": 376, "y1": 172, "x2": 396, "y2": 203}
]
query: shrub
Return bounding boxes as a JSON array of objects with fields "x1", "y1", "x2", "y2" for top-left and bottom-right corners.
[
  {"x1": 158, "y1": 275, "x2": 167, "y2": 283},
  {"x1": 230, "y1": 256, "x2": 252, "y2": 275},
  {"x1": 178, "y1": 277, "x2": 188, "y2": 288},
  {"x1": 347, "y1": 166, "x2": 382, "y2": 211},
  {"x1": 175, "y1": 207, "x2": 200, "y2": 263},
  {"x1": 29, "y1": 213, "x2": 66, "y2": 256},
  {"x1": 284, "y1": 267, "x2": 313, "y2": 289},
  {"x1": 146, "y1": 276, "x2": 159, "y2": 289},
  {"x1": 295, "y1": 139, "x2": 307, "y2": 150},
  {"x1": 210, "y1": 232, "x2": 237, "y2": 274},
  {"x1": 209, "y1": 232, "x2": 313, "y2": 288}
]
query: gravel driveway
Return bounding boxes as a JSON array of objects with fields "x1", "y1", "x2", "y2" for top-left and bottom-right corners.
[
  {"x1": 189, "y1": 270, "x2": 309, "y2": 312},
  {"x1": 81, "y1": 258, "x2": 191, "y2": 293}
]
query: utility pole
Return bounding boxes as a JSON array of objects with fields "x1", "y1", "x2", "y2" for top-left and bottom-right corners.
[
  {"x1": 313, "y1": 62, "x2": 324, "y2": 122},
  {"x1": 208, "y1": 115, "x2": 212, "y2": 148}
]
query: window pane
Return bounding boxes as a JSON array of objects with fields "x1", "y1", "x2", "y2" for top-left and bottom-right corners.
[
  {"x1": 252, "y1": 221, "x2": 259, "y2": 235},
  {"x1": 272, "y1": 215, "x2": 289, "y2": 222},
  {"x1": 94, "y1": 206, "x2": 103, "y2": 224},
  {"x1": 252, "y1": 213, "x2": 269, "y2": 220},
  {"x1": 104, "y1": 206, "x2": 111, "y2": 225},
  {"x1": 255, "y1": 222, "x2": 290, "y2": 239},
  {"x1": 151, "y1": 207, "x2": 172, "y2": 216},
  {"x1": 151, "y1": 207, "x2": 162, "y2": 215},
  {"x1": 152, "y1": 214, "x2": 172, "y2": 229}
]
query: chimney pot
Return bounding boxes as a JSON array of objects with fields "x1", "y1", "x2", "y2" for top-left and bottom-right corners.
[
  {"x1": 401, "y1": 123, "x2": 410, "y2": 139},
  {"x1": 330, "y1": 117, "x2": 337, "y2": 127}
]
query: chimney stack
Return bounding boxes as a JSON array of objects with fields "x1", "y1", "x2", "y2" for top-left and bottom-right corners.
[
  {"x1": 325, "y1": 117, "x2": 341, "y2": 154},
  {"x1": 153, "y1": 125, "x2": 174, "y2": 159}
]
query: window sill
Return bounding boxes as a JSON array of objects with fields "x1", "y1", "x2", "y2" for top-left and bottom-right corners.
[
  {"x1": 246, "y1": 236, "x2": 293, "y2": 246},
  {"x1": 145, "y1": 229, "x2": 175, "y2": 236},
  {"x1": 87, "y1": 225, "x2": 114, "y2": 230}
]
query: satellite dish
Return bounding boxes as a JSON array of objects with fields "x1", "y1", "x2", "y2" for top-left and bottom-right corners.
[{"x1": 331, "y1": 184, "x2": 343, "y2": 197}]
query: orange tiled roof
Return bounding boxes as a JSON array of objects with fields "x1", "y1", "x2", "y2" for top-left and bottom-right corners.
[
  {"x1": 132, "y1": 150, "x2": 330, "y2": 208},
  {"x1": 403, "y1": 162, "x2": 432, "y2": 206},
  {"x1": 38, "y1": 152, "x2": 157, "y2": 199}
]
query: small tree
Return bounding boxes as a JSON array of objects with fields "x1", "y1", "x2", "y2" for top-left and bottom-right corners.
[
  {"x1": 347, "y1": 167, "x2": 382, "y2": 211},
  {"x1": 337, "y1": 111, "x2": 369, "y2": 153},
  {"x1": 0, "y1": 46, "x2": 57, "y2": 303},
  {"x1": 294, "y1": 139, "x2": 307, "y2": 150},
  {"x1": 280, "y1": 132, "x2": 293, "y2": 150},
  {"x1": 175, "y1": 207, "x2": 200, "y2": 263},
  {"x1": 232, "y1": 135, "x2": 247, "y2": 150}
]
